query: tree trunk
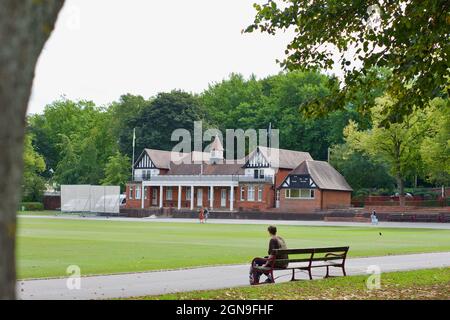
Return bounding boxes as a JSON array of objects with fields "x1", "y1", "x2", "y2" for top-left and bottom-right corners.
[
  {"x1": 396, "y1": 176, "x2": 405, "y2": 207},
  {"x1": 0, "y1": 0, "x2": 64, "y2": 300}
]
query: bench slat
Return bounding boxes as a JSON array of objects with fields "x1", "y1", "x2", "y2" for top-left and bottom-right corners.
[
  {"x1": 273, "y1": 246, "x2": 349, "y2": 255},
  {"x1": 274, "y1": 256, "x2": 345, "y2": 264}
]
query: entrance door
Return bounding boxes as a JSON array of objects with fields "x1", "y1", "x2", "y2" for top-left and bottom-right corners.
[
  {"x1": 152, "y1": 187, "x2": 158, "y2": 206},
  {"x1": 197, "y1": 189, "x2": 203, "y2": 207},
  {"x1": 221, "y1": 189, "x2": 227, "y2": 207}
]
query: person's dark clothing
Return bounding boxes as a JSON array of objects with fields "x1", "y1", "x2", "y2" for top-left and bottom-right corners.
[
  {"x1": 249, "y1": 235, "x2": 288, "y2": 284},
  {"x1": 268, "y1": 236, "x2": 288, "y2": 268},
  {"x1": 249, "y1": 258, "x2": 272, "y2": 285}
]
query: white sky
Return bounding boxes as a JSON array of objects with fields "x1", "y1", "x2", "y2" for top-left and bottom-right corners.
[{"x1": 28, "y1": 0, "x2": 343, "y2": 115}]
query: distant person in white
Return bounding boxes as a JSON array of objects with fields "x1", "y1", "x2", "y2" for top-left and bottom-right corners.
[{"x1": 371, "y1": 210, "x2": 379, "y2": 225}]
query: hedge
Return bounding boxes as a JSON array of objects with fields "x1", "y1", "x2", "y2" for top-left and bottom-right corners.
[{"x1": 19, "y1": 202, "x2": 44, "y2": 211}]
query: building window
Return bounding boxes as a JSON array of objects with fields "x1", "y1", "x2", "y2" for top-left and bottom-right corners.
[
  {"x1": 207, "y1": 188, "x2": 211, "y2": 201},
  {"x1": 240, "y1": 187, "x2": 245, "y2": 201},
  {"x1": 166, "y1": 187, "x2": 173, "y2": 200},
  {"x1": 248, "y1": 186, "x2": 255, "y2": 201},
  {"x1": 258, "y1": 186, "x2": 263, "y2": 202},
  {"x1": 253, "y1": 169, "x2": 265, "y2": 179},
  {"x1": 285, "y1": 189, "x2": 315, "y2": 199},
  {"x1": 135, "y1": 186, "x2": 141, "y2": 200},
  {"x1": 129, "y1": 186, "x2": 133, "y2": 199},
  {"x1": 186, "y1": 188, "x2": 191, "y2": 201},
  {"x1": 144, "y1": 187, "x2": 148, "y2": 200},
  {"x1": 276, "y1": 190, "x2": 280, "y2": 201}
]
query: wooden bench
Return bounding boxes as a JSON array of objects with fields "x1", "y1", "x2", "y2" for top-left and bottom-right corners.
[{"x1": 253, "y1": 246, "x2": 349, "y2": 282}]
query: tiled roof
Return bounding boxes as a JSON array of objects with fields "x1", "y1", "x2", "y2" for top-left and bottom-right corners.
[
  {"x1": 291, "y1": 160, "x2": 352, "y2": 191},
  {"x1": 247, "y1": 146, "x2": 313, "y2": 169},
  {"x1": 144, "y1": 149, "x2": 210, "y2": 169},
  {"x1": 167, "y1": 163, "x2": 244, "y2": 176}
]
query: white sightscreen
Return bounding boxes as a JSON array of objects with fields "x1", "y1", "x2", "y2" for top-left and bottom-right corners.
[
  {"x1": 61, "y1": 185, "x2": 91, "y2": 212},
  {"x1": 61, "y1": 185, "x2": 120, "y2": 214},
  {"x1": 91, "y1": 185, "x2": 120, "y2": 214}
]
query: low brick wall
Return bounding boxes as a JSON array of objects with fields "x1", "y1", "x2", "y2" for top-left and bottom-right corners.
[
  {"x1": 119, "y1": 207, "x2": 450, "y2": 222},
  {"x1": 120, "y1": 207, "x2": 326, "y2": 221}
]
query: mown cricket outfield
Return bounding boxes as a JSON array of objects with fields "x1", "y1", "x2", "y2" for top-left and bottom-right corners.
[{"x1": 17, "y1": 216, "x2": 450, "y2": 279}]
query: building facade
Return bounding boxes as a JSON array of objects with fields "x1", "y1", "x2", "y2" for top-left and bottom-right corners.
[{"x1": 125, "y1": 136, "x2": 352, "y2": 213}]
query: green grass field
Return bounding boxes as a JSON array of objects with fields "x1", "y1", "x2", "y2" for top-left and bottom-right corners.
[{"x1": 17, "y1": 217, "x2": 450, "y2": 279}]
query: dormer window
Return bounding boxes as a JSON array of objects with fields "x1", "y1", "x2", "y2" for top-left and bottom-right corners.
[{"x1": 253, "y1": 169, "x2": 265, "y2": 179}]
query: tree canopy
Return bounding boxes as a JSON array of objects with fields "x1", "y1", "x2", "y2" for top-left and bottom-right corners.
[{"x1": 245, "y1": 0, "x2": 449, "y2": 125}]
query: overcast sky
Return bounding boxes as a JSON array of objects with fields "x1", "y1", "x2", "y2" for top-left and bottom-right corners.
[{"x1": 28, "y1": 0, "x2": 340, "y2": 115}]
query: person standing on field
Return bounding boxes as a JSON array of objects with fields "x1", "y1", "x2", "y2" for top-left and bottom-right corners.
[
  {"x1": 199, "y1": 207, "x2": 205, "y2": 224},
  {"x1": 371, "y1": 209, "x2": 378, "y2": 225}
]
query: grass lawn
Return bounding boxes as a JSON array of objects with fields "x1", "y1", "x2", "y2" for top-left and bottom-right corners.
[
  {"x1": 17, "y1": 217, "x2": 450, "y2": 279},
  {"x1": 17, "y1": 210, "x2": 60, "y2": 216},
  {"x1": 138, "y1": 268, "x2": 450, "y2": 300}
]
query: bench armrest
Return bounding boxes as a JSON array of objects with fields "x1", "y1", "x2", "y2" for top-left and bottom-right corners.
[{"x1": 324, "y1": 253, "x2": 344, "y2": 258}]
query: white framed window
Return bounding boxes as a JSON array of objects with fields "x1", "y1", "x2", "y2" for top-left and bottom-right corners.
[
  {"x1": 144, "y1": 187, "x2": 148, "y2": 200},
  {"x1": 258, "y1": 186, "x2": 263, "y2": 202},
  {"x1": 129, "y1": 186, "x2": 133, "y2": 199},
  {"x1": 186, "y1": 188, "x2": 191, "y2": 201},
  {"x1": 247, "y1": 186, "x2": 255, "y2": 201},
  {"x1": 207, "y1": 188, "x2": 211, "y2": 200},
  {"x1": 285, "y1": 189, "x2": 315, "y2": 199},
  {"x1": 135, "y1": 186, "x2": 141, "y2": 200},
  {"x1": 240, "y1": 187, "x2": 245, "y2": 201},
  {"x1": 166, "y1": 187, "x2": 173, "y2": 200}
]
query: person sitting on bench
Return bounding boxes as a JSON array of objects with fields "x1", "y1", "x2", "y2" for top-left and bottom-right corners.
[{"x1": 249, "y1": 225, "x2": 288, "y2": 285}]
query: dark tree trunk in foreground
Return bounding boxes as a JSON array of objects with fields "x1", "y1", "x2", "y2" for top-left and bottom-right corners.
[{"x1": 0, "y1": 0, "x2": 64, "y2": 300}]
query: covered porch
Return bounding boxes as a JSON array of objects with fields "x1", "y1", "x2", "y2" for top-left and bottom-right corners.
[{"x1": 141, "y1": 176, "x2": 239, "y2": 212}]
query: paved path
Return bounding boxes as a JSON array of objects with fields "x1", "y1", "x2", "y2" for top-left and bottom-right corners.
[
  {"x1": 18, "y1": 215, "x2": 450, "y2": 230},
  {"x1": 17, "y1": 252, "x2": 450, "y2": 300}
]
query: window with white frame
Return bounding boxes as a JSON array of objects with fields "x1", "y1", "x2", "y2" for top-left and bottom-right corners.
[
  {"x1": 144, "y1": 187, "x2": 148, "y2": 200},
  {"x1": 135, "y1": 186, "x2": 141, "y2": 200},
  {"x1": 258, "y1": 186, "x2": 263, "y2": 201},
  {"x1": 247, "y1": 186, "x2": 255, "y2": 201},
  {"x1": 285, "y1": 189, "x2": 315, "y2": 199},
  {"x1": 207, "y1": 188, "x2": 211, "y2": 200},
  {"x1": 240, "y1": 187, "x2": 245, "y2": 201},
  {"x1": 166, "y1": 187, "x2": 173, "y2": 200},
  {"x1": 129, "y1": 186, "x2": 133, "y2": 199},
  {"x1": 186, "y1": 188, "x2": 191, "y2": 201}
]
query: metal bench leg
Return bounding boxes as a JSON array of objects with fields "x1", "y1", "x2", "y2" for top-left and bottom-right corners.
[
  {"x1": 291, "y1": 269, "x2": 295, "y2": 281},
  {"x1": 325, "y1": 266, "x2": 330, "y2": 278},
  {"x1": 342, "y1": 266, "x2": 347, "y2": 276},
  {"x1": 308, "y1": 268, "x2": 312, "y2": 280}
]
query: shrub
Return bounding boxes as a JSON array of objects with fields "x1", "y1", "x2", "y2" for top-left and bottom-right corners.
[{"x1": 19, "y1": 202, "x2": 44, "y2": 211}]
